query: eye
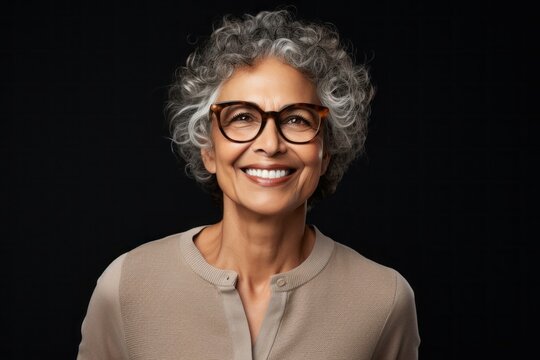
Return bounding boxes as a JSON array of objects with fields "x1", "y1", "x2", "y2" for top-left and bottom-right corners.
[
  {"x1": 222, "y1": 111, "x2": 261, "y2": 129},
  {"x1": 231, "y1": 113, "x2": 256, "y2": 122},
  {"x1": 289, "y1": 116, "x2": 306, "y2": 124},
  {"x1": 283, "y1": 115, "x2": 314, "y2": 128}
]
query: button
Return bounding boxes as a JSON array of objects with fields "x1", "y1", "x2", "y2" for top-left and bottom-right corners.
[
  {"x1": 276, "y1": 278, "x2": 287, "y2": 287},
  {"x1": 224, "y1": 272, "x2": 236, "y2": 282}
]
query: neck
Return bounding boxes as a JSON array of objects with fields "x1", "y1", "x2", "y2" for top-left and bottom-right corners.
[{"x1": 197, "y1": 200, "x2": 314, "y2": 294}]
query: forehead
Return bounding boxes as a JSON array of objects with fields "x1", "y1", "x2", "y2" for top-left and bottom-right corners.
[{"x1": 216, "y1": 57, "x2": 319, "y2": 107}]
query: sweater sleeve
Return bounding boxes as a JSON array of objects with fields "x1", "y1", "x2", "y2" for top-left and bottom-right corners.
[
  {"x1": 77, "y1": 254, "x2": 129, "y2": 360},
  {"x1": 371, "y1": 271, "x2": 421, "y2": 360}
]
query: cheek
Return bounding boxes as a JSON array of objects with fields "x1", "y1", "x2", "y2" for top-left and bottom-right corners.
[
  {"x1": 305, "y1": 143, "x2": 325, "y2": 169},
  {"x1": 212, "y1": 142, "x2": 250, "y2": 173},
  {"x1": 297, "y1": 146, "x2": 326, "y2": 184}
]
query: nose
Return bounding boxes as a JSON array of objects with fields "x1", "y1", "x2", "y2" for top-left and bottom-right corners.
[{"x1": 251, "y1": 117, "x2": 287, "y2": 156}]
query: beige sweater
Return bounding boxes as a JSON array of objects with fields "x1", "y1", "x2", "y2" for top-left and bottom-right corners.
[{"x1": 77, "y1": 226, "x2": 420, "y2": 360}]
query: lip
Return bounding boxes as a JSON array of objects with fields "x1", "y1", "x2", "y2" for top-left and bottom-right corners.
[{"x1": 240, "y1": 164, "x2": 297, "y2": 186}]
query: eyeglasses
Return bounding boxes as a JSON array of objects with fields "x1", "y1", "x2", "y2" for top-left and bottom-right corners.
[{"x1": 209, "y1": 101, "x2": 329, "y2": 144}]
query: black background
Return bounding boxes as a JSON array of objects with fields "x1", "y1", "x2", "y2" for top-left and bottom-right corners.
[{"x1": 3, "y1": 0, "x2": 537, "y2": 359}]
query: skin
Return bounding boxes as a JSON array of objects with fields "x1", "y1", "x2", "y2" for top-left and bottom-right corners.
[{"x1": 197, "y1": 56, "x2": 330, "y2": 344}]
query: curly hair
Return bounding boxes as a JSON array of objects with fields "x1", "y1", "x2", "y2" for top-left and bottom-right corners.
[{"x1": 166, "y1": 9, "x2": 374, "y2": 207}]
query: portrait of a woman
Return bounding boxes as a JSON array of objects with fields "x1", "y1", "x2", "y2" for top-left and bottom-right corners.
[{"x1": 77, "y1": 9, "x2": 420, "y2": 360}]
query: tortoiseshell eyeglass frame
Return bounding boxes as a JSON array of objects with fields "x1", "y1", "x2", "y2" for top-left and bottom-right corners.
[{"x1": 209, "y1": 101, "x2": 329, "y2": 144}]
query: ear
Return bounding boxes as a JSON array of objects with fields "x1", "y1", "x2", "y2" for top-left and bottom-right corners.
[
  {"x1": 321, "y1": 152, "x2": 331, "y2": 176},
  {"x1": 201, "y1": 147, "x2": 217, "y2": 174}
]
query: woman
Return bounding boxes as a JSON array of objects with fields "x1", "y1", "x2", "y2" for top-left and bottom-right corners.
[{"x1": 77, "y1": 9, "x2": 420, "y2": 360}]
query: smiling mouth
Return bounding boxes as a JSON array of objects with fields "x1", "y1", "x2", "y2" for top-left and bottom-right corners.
[{"x1": 242, "y1": 168, "x2": 296, "y2": 179}]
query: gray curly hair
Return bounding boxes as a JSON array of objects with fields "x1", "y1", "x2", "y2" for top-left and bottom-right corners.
[{"x1": 166, "y1": 9, "x2": 374, "y2": 206}]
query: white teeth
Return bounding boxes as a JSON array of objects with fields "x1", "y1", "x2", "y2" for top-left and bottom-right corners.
[{"x1": 245, "y1": 168, "x2": 290, "y2": 179}]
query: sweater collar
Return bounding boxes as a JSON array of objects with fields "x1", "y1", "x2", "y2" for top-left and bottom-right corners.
[{"x1": 179, "y1": 225, "x2": 335, "y2": 292}]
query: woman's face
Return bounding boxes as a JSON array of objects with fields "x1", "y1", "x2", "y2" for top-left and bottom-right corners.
[{"x1": 201, "y1": 57, "x2": 330, "y2": 216}]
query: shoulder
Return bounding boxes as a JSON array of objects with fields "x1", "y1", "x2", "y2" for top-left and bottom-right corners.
[
  {"x1": 94, "y1": 226, "x2": 208, "y2": 307},
  {"x1": 334, "y1": 240, "x2": 415, "y2": 297},
  {"x1": 122, "y1": 226, "x2": 205, "y2": 265},
  {"x1": 89, "y1": 231, "x2": 183, "y2": 297},
  {"x1": 330, "y1": 239, "x2": 398, "y2": 286},
  {"x1": 91, "y1": 226, "x2": 205, "y2": 291},
  {"x1": 88, "y1": 253, "x2": 127, "y2": 306},
  {"x1": 319, "y1": 231, "x2": 416, "y2": 316}
]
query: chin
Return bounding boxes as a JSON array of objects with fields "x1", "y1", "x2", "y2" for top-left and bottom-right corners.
[{"x1": 240, "y1": 198, "x2": 306, "y2": 217}]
